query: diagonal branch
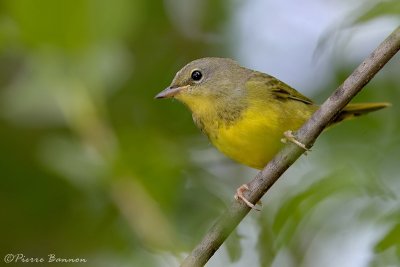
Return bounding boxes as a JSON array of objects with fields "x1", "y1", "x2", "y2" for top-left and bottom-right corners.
[{"x1": 181, "y1": 26, "x2": 400, "y2": 267}]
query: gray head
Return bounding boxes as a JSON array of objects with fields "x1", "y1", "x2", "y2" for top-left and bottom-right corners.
[{"x1": 155, "y1": 57, "x2": 252, "y2": 102}]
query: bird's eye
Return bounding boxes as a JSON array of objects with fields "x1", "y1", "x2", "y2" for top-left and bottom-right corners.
[{"x1": 191, "y1": 70, "x2": 203, "y2": 81}]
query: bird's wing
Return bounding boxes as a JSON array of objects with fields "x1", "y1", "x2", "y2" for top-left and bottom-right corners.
[{"x1": 249, "y1": 72, "x2": 314, "y2": 105}]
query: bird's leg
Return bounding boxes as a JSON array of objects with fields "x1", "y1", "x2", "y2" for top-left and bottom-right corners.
[
  {"x1": 281, "y1": 130, "x2": 311, "y2": 152},
  {"x1": 234, "y1": 184, "x2": 261, "y2": 211}
]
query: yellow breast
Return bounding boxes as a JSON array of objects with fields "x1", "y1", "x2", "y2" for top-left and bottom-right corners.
[
  {"x1": 209, "y1": 106, "x2": 284, "y2": 169},
  {"x1": 206, "y1": 95, "x2": 314, "y2": 169},
  {"x1": 182, "y1": 89, "x2": 313, "y2": 169}
]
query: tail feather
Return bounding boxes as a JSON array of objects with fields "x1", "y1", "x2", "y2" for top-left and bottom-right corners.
[{"x1": 330, "y1": 102, "x2": 391, "y2": 125}]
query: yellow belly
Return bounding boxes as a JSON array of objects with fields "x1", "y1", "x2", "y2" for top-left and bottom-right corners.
[{"x1": 209, "y1": 106, "x2": 308, "y2": 169}]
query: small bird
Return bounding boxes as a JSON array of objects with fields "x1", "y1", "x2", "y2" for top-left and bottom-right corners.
[{"x1": 156, "y1": 57, "x2": 390, "y2": 208}]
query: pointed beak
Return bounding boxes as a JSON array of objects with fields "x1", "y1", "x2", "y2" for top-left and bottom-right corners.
[{"x1": 155, "y1": 85, "x2": 188, "y2": 99}]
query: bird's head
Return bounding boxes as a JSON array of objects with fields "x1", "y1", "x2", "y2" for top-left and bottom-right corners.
[{"x1": 155, "y1": 57, "x2": 251, "y2": 113}]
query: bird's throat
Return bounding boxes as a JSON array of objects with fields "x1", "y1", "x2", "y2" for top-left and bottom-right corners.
[{"x1": 189, "y1": 100, "x2": 247, "y2": 140}]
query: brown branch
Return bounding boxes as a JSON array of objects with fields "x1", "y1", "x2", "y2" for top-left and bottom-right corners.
[{"x1": 181, "y1": 26, "x2": 400, "y2": 267}]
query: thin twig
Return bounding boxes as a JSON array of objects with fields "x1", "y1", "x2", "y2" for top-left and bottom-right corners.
[{"x1": 181, "y1": 26, "x2": 400, "y2": 267}]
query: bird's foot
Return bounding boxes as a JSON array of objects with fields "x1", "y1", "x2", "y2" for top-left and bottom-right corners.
[
  {"x1": 234, "y1": 184, "x2": 262, "y2": 211},
  {"x1": 281, "y1": 130, "x2": 311, "y2": 153}
]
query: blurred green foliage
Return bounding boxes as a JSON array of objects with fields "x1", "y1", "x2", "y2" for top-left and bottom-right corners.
[
  {"x1": 0, "y1": 1, "x2": 399, "y2": 267},
  {"x1": 355, "y1": 0, "x2": 400, "y2": 24}
]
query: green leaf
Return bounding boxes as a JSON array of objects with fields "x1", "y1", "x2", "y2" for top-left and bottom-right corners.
[
  {"x1": 375, "y1": 224, "x2": 400, "y2": 253},
  {"x1": 355, "y1": 1, "x2": 400, "y2": 24}
]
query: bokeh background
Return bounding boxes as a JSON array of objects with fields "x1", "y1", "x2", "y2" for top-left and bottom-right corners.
[{"x1": 0, "y1": 0, "x2": 399, "y2": 266}]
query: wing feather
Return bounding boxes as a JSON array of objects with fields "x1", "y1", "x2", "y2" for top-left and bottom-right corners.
[{"x1": 248, "y1": 72, "x2": 314, "y2": 105}]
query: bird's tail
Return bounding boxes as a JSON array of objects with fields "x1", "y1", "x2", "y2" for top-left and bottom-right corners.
[{"x1": 329, "y1": 102, "x2": 391, "y2": 125}]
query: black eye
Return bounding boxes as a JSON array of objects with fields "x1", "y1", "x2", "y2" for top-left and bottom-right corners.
[{"x1": 191, "y1": 70, "x2": 202, "y2": 81}]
